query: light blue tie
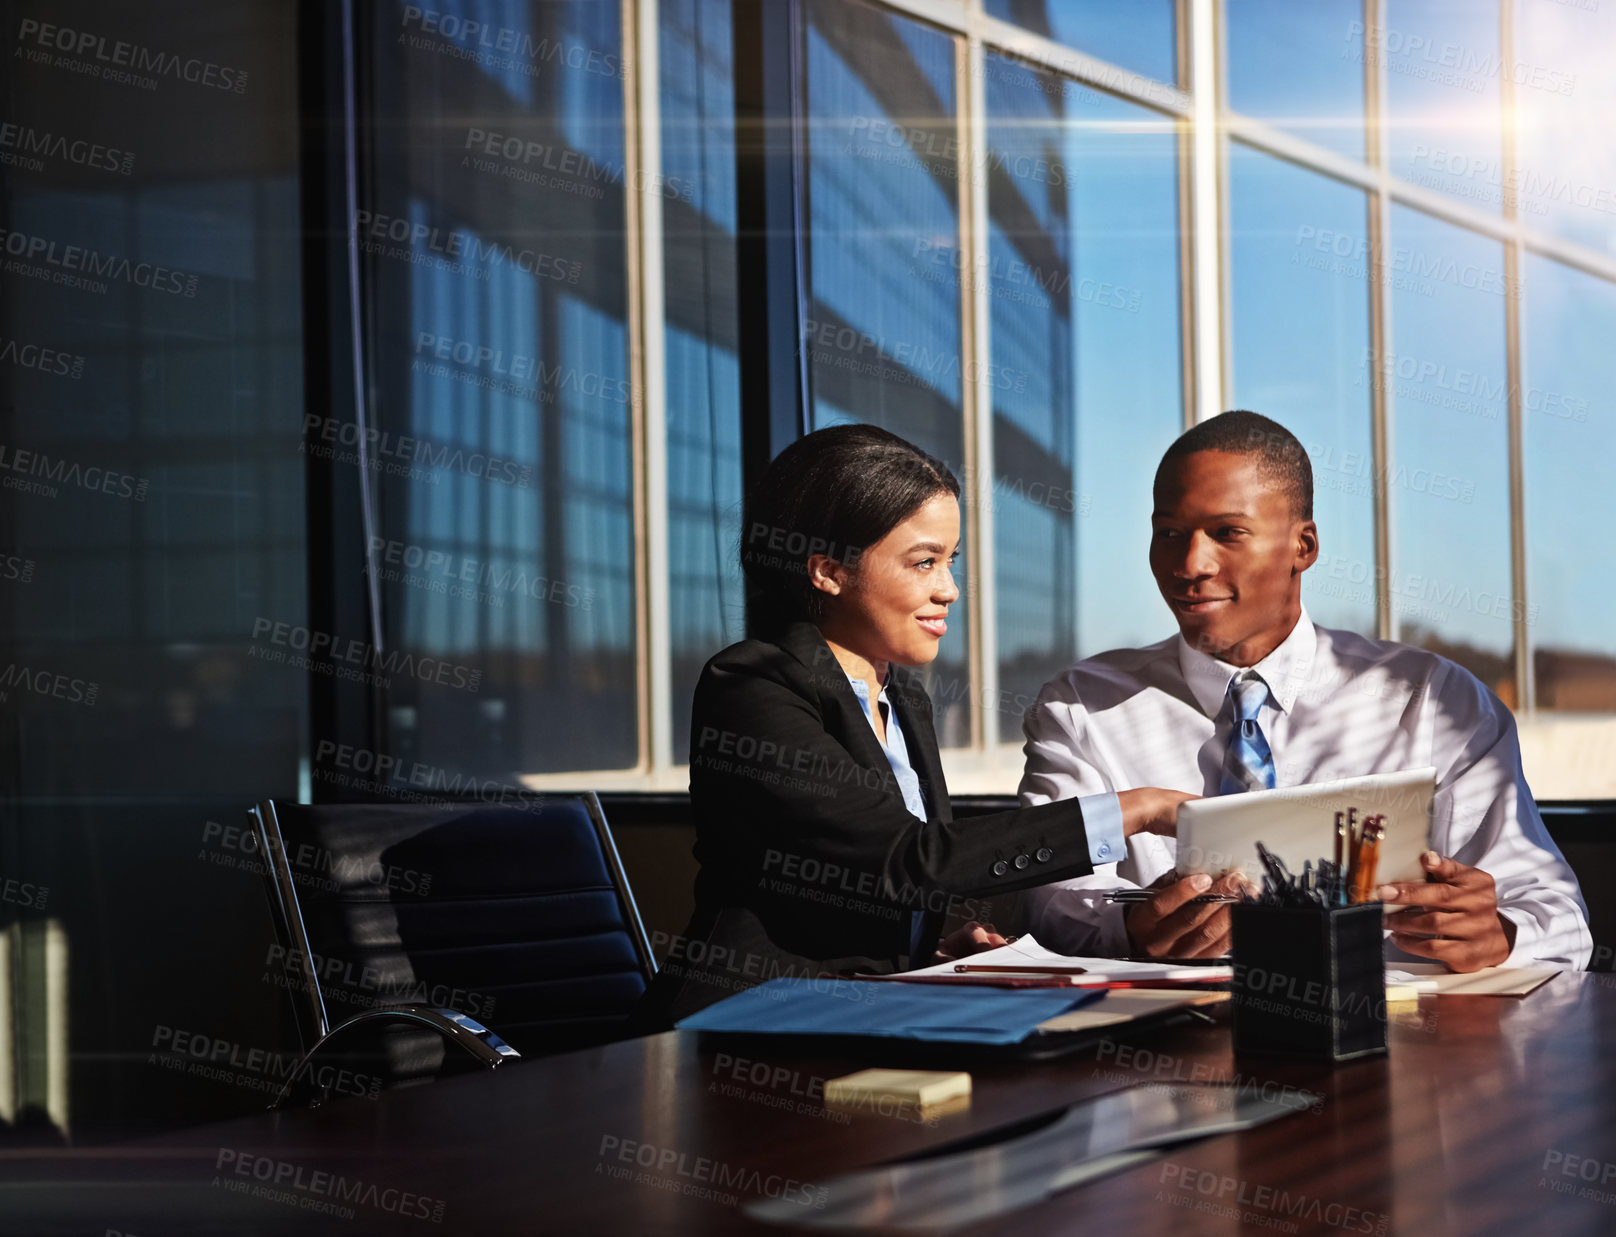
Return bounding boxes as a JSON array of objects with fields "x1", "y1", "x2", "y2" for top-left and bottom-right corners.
[{"x1": 1220, "y1": 673, "x2": 1276, "y2": 795}]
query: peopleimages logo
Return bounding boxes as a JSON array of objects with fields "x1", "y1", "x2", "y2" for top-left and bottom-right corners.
[
  {"x1": 461, "y1": 127, "x2": 694, "y2": 203},
  {"x1": 0, "y1": 121, "x2": 134, "y2": 175},
  {"x1": 0, "y1": 553, "x2": 36, "y2": 584},
  {"x1": 0, "y1": 661, "x2": 97, "y2": 706},
  {"x1": 354, "y1": 209, "x2": 583, "y2": 283},
  {"x1": 249, "y1": 618, "x2": 483, "y2": 692},
  {"x1": 213, "y1": 1149, "x2": 446, "y2": 1224},
  {"x1": 401, "y1": 5, "x2": 624, "y2": 80},
  {"x1": 0, "y1": 442, "x2": 148, "y2": 502},
  {"x1": 800, "y1": 317, "x2": 1028, "y2": 393},
  {"x1": 367, "y1": 535, "x2": 595, "y2": 610},
  {"x1": 0, "y1": 225, "x2": 199, "y2": 296},
  {"x1": 14, "y1": 18, "x2": 249, "y2": 94},
  {"x1": 0, "y1": 334, "x2": 85, "y2": 378},
  {"x1": 303, "y1": 413, "x2": 534, "y2": 488},
  {"x1": 411, "y1": 331, "x2": 637, "y2": 405}
]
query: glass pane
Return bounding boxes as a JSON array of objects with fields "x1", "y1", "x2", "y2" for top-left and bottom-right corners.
[
  {"x1": 1523, "y1": 255, "x2": 1616, "y2": 711},
  {"x1": 1385, "y1": 207, "x2": 1514, "y2": 698},
  {"x1": 1226, "y1": 0, "x2": 1367, "y2": 162},
  {"x1": 362, "y1": 0, "x2": 636, "y2": 776},
  {"x1": 662, "y1": 0, "x2": 745, "y2": 761},
  {"x1": 0, "y1": 1, "x2": 305, "y2": 1135},
  {"x1": 1515, "y1": 0, "x2": 1616, "y2": 257},
  {"x1": 983, "y1": 55, "x2": 1183, "y2": 716},
  {"x1": 983, "y1": 0, "x2": 1177, "y2": 86},
  {"x1": 1383, "y1": 0, "x2": 1503, "y2": 213},
  {"x1": 802, "y1": 0, "x2": 971, "y2": 746},
  {"x1": 1227, "y1": 145, "x2": 1375, "y2": 634}
]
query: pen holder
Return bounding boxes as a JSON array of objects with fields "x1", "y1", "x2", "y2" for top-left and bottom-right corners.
[{"x1": 1230, "y1": 902, "x2": 1387, "y2": 1063}]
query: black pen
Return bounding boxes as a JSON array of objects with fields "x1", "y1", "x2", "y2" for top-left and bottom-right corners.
[{"x1": 1104, "y1": 890, "x2": 1241, "y2": 904}]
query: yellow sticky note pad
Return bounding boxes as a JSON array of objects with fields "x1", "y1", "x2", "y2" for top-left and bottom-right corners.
[{"x1": 823, "y1": 1069, "x2": 971, "y2": 1110}]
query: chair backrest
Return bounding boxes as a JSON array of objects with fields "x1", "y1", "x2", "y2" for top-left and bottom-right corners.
[{"x1": 251, "y1": 794, "x2": 657, "y2": 1059}]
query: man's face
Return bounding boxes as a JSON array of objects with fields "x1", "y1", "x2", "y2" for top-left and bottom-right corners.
[{"x1": 1149, "y1": 451, "x2": 1318, "y2": 666}]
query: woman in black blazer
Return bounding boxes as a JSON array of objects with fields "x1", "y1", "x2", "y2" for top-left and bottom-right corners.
[{"x1": 639, "y1": 425, "x2": 1188, "y2": 1025}]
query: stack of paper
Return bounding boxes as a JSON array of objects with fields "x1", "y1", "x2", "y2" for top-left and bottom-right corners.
[
  {"x1": 1035, "y1": 988, "x2": 1228, "y2": 1034},
  {"x1": 1385, "y1": 962, "x2": 1560, "y2": 996},
  {"x1": 865, "y1": 936, "x2": 1233, "y2": 986}
]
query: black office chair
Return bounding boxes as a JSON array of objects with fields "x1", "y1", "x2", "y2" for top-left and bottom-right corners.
[{"x1": 250, "y1": 793, "x2": 657, "y2": 1106}]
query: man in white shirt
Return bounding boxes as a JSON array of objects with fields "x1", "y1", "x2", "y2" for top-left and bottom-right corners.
[{"x1": 1017, "y1": 411, "x2": 1591, "y2": 972}]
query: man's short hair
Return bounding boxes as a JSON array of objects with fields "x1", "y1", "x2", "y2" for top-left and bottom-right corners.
[{"x1": 1157, "y1": 410, "x2": 1313, "y2": 521}]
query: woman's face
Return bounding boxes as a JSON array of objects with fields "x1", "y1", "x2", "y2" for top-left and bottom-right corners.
[{"x1": 816, "y1": 492, "x2": 961, "y2": 668}]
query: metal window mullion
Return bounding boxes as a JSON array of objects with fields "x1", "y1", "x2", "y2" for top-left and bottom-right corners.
[
  {"x1": 1188, "y1": 0, "x2": 1223, "y2": 422},
  {"x1": 623, "y1": 0, "x2": 672, "y2": 774},
  {"x1": 958, "y1": 25, "x2": 994, "y2": 752},
  {"x1": 1501, "y1": 0, "x2": 1532, "y2": 712},
  {"x1": 1173, "y1": 0, "x2": 1193, "y2": 431},
  {"x1": 1516, "y1": 229, "x2": 1616, "y2": 286},
  {"x1": 1363, "y1": 0, "x2": 1393, "y2": 643},
  {"x1": 1222, "y1": 116, "x2": 1616, "y2": 289},
  {"x1": 885, "y1": 0, "x2": 1616, "y2": 291},
  {"x1": 978, "y1": 14, "x2": 1191, "y2": 116},
  {"x1": 874, "y1": 0, "x2": 968, "y2": 33}
]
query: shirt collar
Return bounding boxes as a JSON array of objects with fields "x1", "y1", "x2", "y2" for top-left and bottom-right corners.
[
  {"x1": 1177, "y1": 609, "x2": 1316, "y2": 719},
  {"x1": 843, "y1": 670, "x2": 891, "y2": 710}
]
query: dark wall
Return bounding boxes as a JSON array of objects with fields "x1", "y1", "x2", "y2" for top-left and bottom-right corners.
[{"x1": 0, "y1": 0, "x2": 307, "y2": 1140}]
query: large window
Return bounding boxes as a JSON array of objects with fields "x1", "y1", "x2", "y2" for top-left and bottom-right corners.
[
  {"x1": 661, "y1": 0, "x2": 745, "y2": 760},
  {"x1": 1515, "y1": 0, "x2": 1616, "y2": 256},
  {"x1": 985, "y1": 0, "x2": 1177, "y2": 85},
  {"x1": 192, "y1": 0, "x2": 1614, "y2": 798},
  {"x1": 800, "y1": 0, "x2": 974, "y2": 745},
  {"x1": 1523, "y1": 256, "x2": 1616, "y2": 714},
  {"x1": 1227, "y1": 146, "x2": 1376, "y2": 636},
  {"x1": 984, "y1": 59, "x2": 1183, "y2": 712},
  {"x1": 360, "y1": 1, "x2": 637, "y2": 778},
  {"x1": 1385, "y1": 206, "x2": 1513, "y2": 696},
  {"x1": 1226, "y1": 0, "x2": 1367, "y2": 161}
]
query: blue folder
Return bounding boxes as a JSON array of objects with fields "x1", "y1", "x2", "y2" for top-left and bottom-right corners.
[{"x1": 675, "y1": 978, "x2": 1107, "y2": 1045}]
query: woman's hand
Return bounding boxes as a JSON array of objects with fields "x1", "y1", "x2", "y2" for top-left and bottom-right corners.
[
  {"x1": 932, "y1": 921, "x2": 1011, "y2": 963},
  {"x1": 1117, "y1": 788, "x2": 1200, "y2": 837}
]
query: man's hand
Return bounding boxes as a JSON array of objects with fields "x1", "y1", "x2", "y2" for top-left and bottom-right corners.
[
  {"x1": 1124, "y1": 871, "x2": 1249, "y2": 958},
  {"x1": 1378, "y1": 851, "x2": 1515, "y2": 972},
  {"x1": 932, "y1": 921, "x2": 1010, "y2": 964},
  {"x1": 1117, "y1": 788, "x2": 1200, "y2": 838}
]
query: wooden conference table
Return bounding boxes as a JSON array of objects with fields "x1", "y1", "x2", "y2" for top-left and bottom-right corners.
[{"x1": 6, "y1": 973, "x2": 1616, "y2": 1235}]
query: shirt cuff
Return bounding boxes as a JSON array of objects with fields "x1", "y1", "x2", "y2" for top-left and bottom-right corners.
[{"x1": 1078, "y1": 792, "x2": 1127, "y2": 868}]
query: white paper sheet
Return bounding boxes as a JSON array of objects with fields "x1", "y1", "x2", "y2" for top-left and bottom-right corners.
[
  {"x1": 872, "y1": 935, "x2": 1233, "y2": 984},
  {"x1": 1384, "y1": 962, "x2": 1560, "y2": 996}
]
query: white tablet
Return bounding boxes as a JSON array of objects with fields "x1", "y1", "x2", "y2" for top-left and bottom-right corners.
[{"x1": 1175, "y1": 767, "x2": 1436, "y2": 887}]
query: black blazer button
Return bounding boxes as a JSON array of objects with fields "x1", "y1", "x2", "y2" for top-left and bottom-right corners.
[
  {"x1": 1013, "y1": 854, "x2": 1030, "y2": 870},
  {"x1": 1035, "y1": 847, "x2": 1053, "y2": 863},
  {"x1": 991, "y1": 860, "x2": 1009, "y2": 877}
]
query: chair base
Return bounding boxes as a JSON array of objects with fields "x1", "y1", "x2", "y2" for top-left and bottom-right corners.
[{"x1": 271, "y1": 1003, "x2": 520, "y2": 1109}]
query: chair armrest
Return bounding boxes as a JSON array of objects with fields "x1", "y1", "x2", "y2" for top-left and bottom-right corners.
[{"x1": 272, "y1": 1003, "x2": 520, "y2": 1109}]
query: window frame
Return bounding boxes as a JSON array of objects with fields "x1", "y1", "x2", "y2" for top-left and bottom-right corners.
[{"x1": 419, "y1": 0, "x2": 1616, "y2": 791}]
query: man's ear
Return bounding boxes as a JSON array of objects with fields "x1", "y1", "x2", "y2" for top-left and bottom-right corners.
[
  {"x1": 807, "y1": 553, "x2": 846, "y2": 597},
  {"x1": 1294, "y1": 520, "x2": 1319, "y2": 574}
]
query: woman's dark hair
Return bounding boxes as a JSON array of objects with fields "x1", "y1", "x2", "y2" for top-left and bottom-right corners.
[{"x1": 741, "y1": 424, "x2": 960, "y2": 636}]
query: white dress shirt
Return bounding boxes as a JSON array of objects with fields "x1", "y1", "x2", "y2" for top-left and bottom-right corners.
[{"x1": 1015, "y1": 610, "x2": 1592, "y2": 969}]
